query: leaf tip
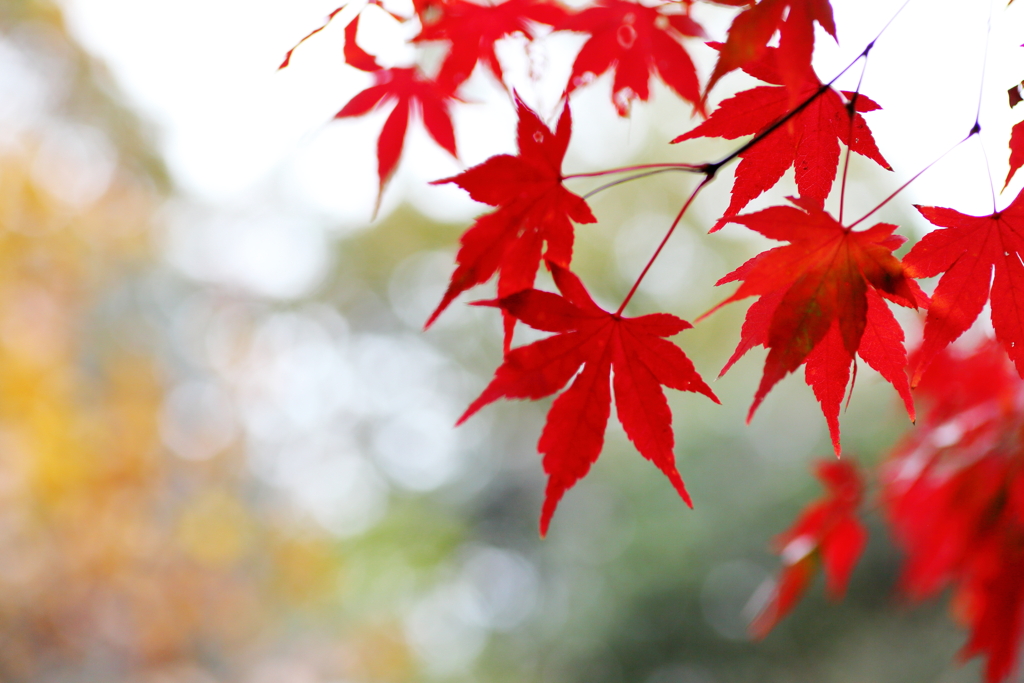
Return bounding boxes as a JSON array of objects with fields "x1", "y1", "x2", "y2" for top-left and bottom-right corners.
[
  {"x1": 468, "y1": 298, "x2": 501, "y2": 308},
  {"x1": 538, "y1": 510, "x2": 552, "y2": 539},
  {"x1": 539, "y1": 478, "x2": 567, "y2": 538},
  {"x1": 746, "y1": 390, "x2": 768, "y2": 424},
  {"x1": 425, "y1": 283, "x2": 463, "y2": 330},
  {"x1": 423, "y1": 305, "x2": 443, "y2": 331},
  {"x1": 665, "y1": 469, "x2": 694, "y2": 508}
]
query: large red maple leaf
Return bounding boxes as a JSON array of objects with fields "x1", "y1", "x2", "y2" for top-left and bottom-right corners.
[
  {"x1": 673, "y1": 50, "x2": 889, "y2": 230},
  {"x1": 558, "y1": 0, "x2": 705, "y2": 116},
  {"x1": 458, "y1": 262, "x2": 718, "y2": 536},
  {"x1": 704, "y1": 197, "x2": 922, "y2": 452},
  {"x1": 751, "y1": 459, "x2": 866, "y2": 638},
  {"x1": 414, "y1": 0, "x2": 568, "y2": 91},
  {"x1": 883, "y1": 340, "x2": 1024, "y2": 683},
  {"x1": 427, "y1": 96, "x2": 596, "y2": 347},
  {"x1": 902, "y1": 187, "x2": 1024, "y2": 385},
  {"x1": 706, "y1": 0, "x2": 836, "y2": 99}
]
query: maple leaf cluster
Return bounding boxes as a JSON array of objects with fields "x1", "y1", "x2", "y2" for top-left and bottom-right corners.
[
  {"x1": 282, "y1": 0, "x2": 715, "y2": 198},
  {"x1": 284, "y1": 0, "x2": 1024, "y2": 679},
  {"x1": 883, "y1": 341, "x2": 1024, "y2": 683},
  {"x1": 750, "y1": 340, "x2": 1024, "y2": 683}
]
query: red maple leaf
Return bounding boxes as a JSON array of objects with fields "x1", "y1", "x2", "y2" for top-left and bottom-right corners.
[
  {"x1": 457, "y1": 262, "x2": 718, "y2": 536},
  {"x1": 902, "y1": 187, "x2": 1024, "y2": 385},
  {"x1": 674, "y1": 50, "x2": 889, "y2": 230},
  {"x1": 414, "y1": 0, "x2": 568, "y2": 91},
  {"x1": 558, "y1": 0, "x2": 705, "y2": 116},
  {"x1": 883, "y1": 341, "x2": 1024, "y2": 683},
  {"x1": 285, "y1": 8, "x2": 452, "y2": 205},
  {"x1": 703, "y1": 197, "x2": 922, "y2": 453},
  {"x1": 335, "y1": 65, "x2": 458, "y2": 203},
  {"x1": 427, "y1": 95, "x2": 596, "y2": 347},
  {"x1": 706, "y1": 0, "x2": 836, "y2": 99},
  {"x1": 750, "y1": 459, "x2": 867, "y2": 638}
]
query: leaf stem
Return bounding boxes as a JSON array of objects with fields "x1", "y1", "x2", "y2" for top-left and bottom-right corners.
[
  {"x1": 839, "y1": 58, "x2": 871, "y2": 225},
  {"x1": 581, "y1": 168, "x2": 699, "y2": 201},
  {"x1": 847, "y1": 130, "x2": 976, "y2": 230},
  {"x1": 699, "y1": 0, "x2": 914, "y2": 180},
  {"x1": 563, "y1": 162, "x2": 704, "y2": 180},
  {"x1": 615, "y1": 176, "x2": 712, "y2": 316},
  {"x1": 979, "y1": 136, "x2": 998, "y2": 213},
  {"x1": 975, "y1": 0, "x2": 994, "y2": 128},
  {"x1": 975, "y1": 0, "x2": 997, "y2": 211}
]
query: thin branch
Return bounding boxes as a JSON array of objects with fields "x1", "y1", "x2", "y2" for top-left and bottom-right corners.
[
  {"x1": 975, "y1": 0, "x2": 997, "y2": 212},
  {"x1": 839, "y1": 58, "x2": 871, "y2": 225},
  {"x1": 581, "y1": 168, "x2": 697, "y2": 201},
  {"x1": 872, "y1": 0, "x2": 915, "y2": 46},
  {"x1": 702, "y1": 0, "x2": 914, "y2": 179},
  {"x1": 976, "y1": 0, "x2": 995, "y2": 126},
  {"x1": 847, "y1": 129, "x2": 976, "y2": 230},
  {"x1": 563, "y1": 162, "x2": 703, "y2": 181}
]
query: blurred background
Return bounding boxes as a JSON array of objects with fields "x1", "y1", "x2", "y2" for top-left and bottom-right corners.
[{"x1": 0, "y1": 0, "x2": 1018, "y2": 681}]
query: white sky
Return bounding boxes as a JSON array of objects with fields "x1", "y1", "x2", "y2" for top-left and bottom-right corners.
[{"x1": 58, "y1": 0, "x2": 1024, "y2": 230}]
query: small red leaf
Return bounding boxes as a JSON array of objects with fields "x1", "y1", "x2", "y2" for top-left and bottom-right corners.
[
  {"x1": 751, "y1": 459, "x2": 866, "y2": 638},
  {"x1": 335, "y1": 68, "x2": 459, "y2": 204},
  {"x1": 707, "y1": 0, "x2": 836, "y2": 99},
  {"x1": 559, "y1": 0, "x2": 705, "y2": 116},
  {"x1": 428, "y1": 96, "x2": 596, "y2": 348}
]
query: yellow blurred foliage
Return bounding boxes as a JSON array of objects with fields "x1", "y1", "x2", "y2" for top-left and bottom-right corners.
[
  {"x1": 176, "y1": 488, "x2": 254, "y2": 568},
  {"x1": 0, "y1": 136, "x2": 287, "y2": 677},
  {"x1": 0, "y1": 126, "x2": 419, "y2": 680}
]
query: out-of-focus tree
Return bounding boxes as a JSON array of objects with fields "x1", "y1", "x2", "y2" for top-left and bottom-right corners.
[{"x1": 0, "y1": 4, "x2": 353, "y2": 680}]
